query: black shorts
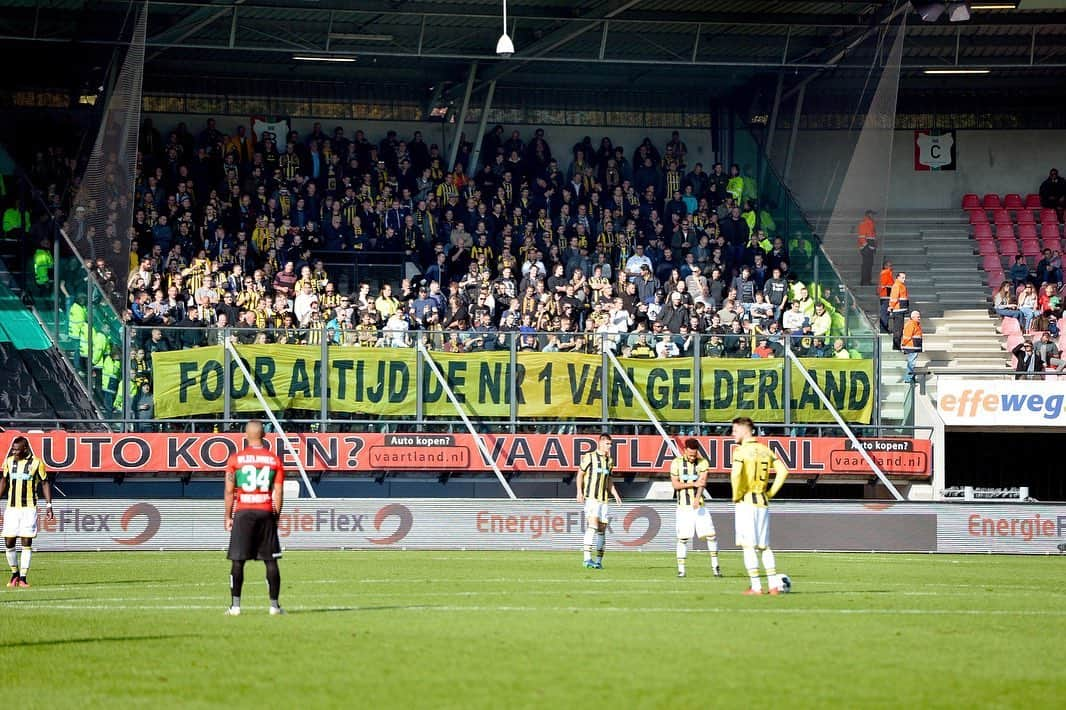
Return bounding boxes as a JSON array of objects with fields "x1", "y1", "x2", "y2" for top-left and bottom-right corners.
[{"x1": 227, "y1": 509, "x2": 282, "y2": 562}]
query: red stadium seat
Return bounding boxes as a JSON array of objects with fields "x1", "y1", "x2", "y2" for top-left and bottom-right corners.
[
  {"x1": 982, "y1": 255, "x2": 1003, "y2": 272},
  {"x1": 973, "y1": 223, "x2": 993, "y2": 238},
  {"x1": 996, "y1": 224, "x2": 1015, "y2": 240},
  {"x1": 1025, "y1": 194, "x2": 1042, "y2": 209},
  {"x1": 1000, "y1": 317, "x2": 1021, "y2": 336},
  {"x1": 962, "y1": 193, "x2": 981, "y2": 209},
  {"x1": 998, "y1": 239, "x2": 1019, "y2": 257},
  {"x1": 969, "y1": 209, "x2": 989, "y2": 224},
  {"x1": 1004, "y1": 194, "x2": 1024, "y2": 210},
  {"x1": 1041, "y1": 223, "x2": 1062, "y2": 239},
  {"x1": 1021, "y1": 239, "x2": 1042, "y2": 257},
  {"x1": 993, "y1": 209, "x2": 1012, "y2": 225},
  {"x1": 1017, "y1": 223, "x2": 1038, "y2": 239},
  {"x1": 982, "y1": 194, "x2": 1002, "y2": 210},
  {"x1": 987, "y1": 271, "x2": 1005, "y2": 290},
  {"x1": 978, "y1": 240, "x2": 997, "y2": 256},
  {"x1": 1043, "y1": 238, "x2": 1062, "y2": 253},
  {"x1": 1041, "y1": 208, "x2": 1059, "y2": 224},
  {"x1": 1016, "y1": 210, "x2": 1035, "y2": 225}
]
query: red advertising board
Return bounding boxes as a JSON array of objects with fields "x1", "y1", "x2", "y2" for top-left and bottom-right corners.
[{"x1": 0, "y1": 431, "x2": 931, "y2": 478}]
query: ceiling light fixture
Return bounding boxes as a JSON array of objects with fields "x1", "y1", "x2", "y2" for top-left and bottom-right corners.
[
  {"x1": 292, "y1": 55, "x2": 356, "y2": 63},
  {"x1": 947, "y1": 1, "x2": 972, "y2": 22},
  {"x1": 913, "y1": 1, "x2": 973, "y2": 22},
  {"x1": 327, "y1": 33, "x2": 394, "y2": 42},
  {"x1": 969, "y1": 3, "x2": 1017, "y2": 10},
  {"x1": 496, "y1": 0, "x2": 514, "y2": 57},
  {"x1": 923, "y1": 68, "x2": 990, "y2": 74}
]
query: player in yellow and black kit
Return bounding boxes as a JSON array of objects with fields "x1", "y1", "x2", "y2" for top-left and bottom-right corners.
[
  {"x1": 575, "y1": 433, "x2": 621, "y2": 570},
  {"x1": 670, "y1": 438, "x2": 721, "y2": 578},
  {"x1": 730, "y1": 417, "x2": 789, "y2": 595},
  {"x1": 0, "y1": 437, "x2": 54, "y2": 587}
]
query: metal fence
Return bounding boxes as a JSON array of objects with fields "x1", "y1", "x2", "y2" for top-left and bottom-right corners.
[{"x1": 101, "y1": 325, "x2": 887, "y2": 434}]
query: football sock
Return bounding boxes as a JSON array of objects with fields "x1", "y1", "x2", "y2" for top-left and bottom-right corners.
[
  {"x1": 230, "y1": 560, "x2": 245, "y2": 607},
  {"x1": 706, "y1": 534, "x2": 720, "y2": 569},
  {"x1": 676, "y1": 539, "x2": 689, "y2": 572},
  {"x1": 5, "y1": 547, "x2": 16, "y2": 573},
  {"x1": 594, "y1": 531, "x2": 605, "y2": 563},
  {"x1": 265, "y1": 559, "x2": 281, "y2": 605},
  {"x1": 18, "y1": 548, "x2": 31, "y2": 576},
  {"x1": 583, "y1": 527, "x2": 595, "y2": 562},
  {"x1": 743, "y1": 547, "x2": 761, "y2": 591},
  {"x1": 762, "y1": 548, "x2": 778, "y2": 588}
]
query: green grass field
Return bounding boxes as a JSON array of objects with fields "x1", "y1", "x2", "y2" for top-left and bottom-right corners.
[{"x1": 1, "y1": 550, "x2": 1063, "y2": 708}]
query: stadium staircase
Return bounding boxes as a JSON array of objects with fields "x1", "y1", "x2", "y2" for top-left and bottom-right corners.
[{"x1": 815, "y1": 210, "x2": 1003, "y2": 414}]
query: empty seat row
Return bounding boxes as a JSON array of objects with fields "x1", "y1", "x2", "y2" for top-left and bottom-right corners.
[
  {"x1": 978, "y1": 240, "x2": 1060, "y2": 260},
  {"x1": 963, "y1": 193, "x2": 1044, "y2": 210},
  {"x1": 969, "y1": 208, "x2": 1059, "y2": 226},
  {"x1": 973, "y1": 222, "x2": 1062, "y2": 240}
]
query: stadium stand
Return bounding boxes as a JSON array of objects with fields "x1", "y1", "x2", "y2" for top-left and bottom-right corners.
[
  {"x1": 4, "y1": 120, "x2": 879, "y2": 431},
  {"x1": 968, "y1": 181, "x2": 1066, "y2": 373}
]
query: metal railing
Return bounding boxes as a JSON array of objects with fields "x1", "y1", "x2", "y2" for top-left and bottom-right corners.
[
  {"x1": 914, "y1": 367, "x2": 1060, "y2": 394},
  {"x1": 0, "y1": 416, "x2": 931, "y2": 439},
  {"x1": 113, "y1": 325, "x2": 886, "y2": 433}
]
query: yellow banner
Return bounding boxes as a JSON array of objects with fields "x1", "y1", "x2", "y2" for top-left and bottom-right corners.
[{"x1": 152, "y1": 346, "x2": 873, "y2": 423}]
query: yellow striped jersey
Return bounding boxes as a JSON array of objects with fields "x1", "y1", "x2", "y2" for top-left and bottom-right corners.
[
  {"x1": 597, "y1": 230, "x2": 616, "y2": 252},
  {"x1": 497, "y1": 252, "x2": 517, "y2": 275},
  {"x1": 320, "y1": 292, "x2": 341, "y2": 311},
  {"x1": 253, "y1": 307, "x2": 271, "y2": 330},
  {"x1": 342, "y1": 200, "x2": 360, "y2": 227},
  {"x1": 665, "y1": 170, "x2": 682, "y2": 197},
  {"x1": 579, "y1": 452, "x2": 614, "y2": 502},
  {"x1": 280, "y1": 153, "x2": 300, "y2": 181},
  {"x1": 356, "y1": 325, "x2": 379, "y2": 347},
  {"x1": 670, "y1": 456, "x2": 709, "y2": 508},
  {"x1": 470, "y1": 244, "x2": 494, "y2": 265},
  {"x1": 436, "y1": 182, "x2": 457, "y2": 202},
  {"x1": 305, "y1": 317, "x2": 324, "y2": 346},
  {"x1": 252, "y1": 227, "x2": 273, "y2": 255},
  {"x1": 2, "y1": 455, "x2": 47, "y2": 509},
  {"x1": 237, "y1": 288, "x2": 262, "y2": 312},
  {"x1": 182, "y1": 258, "x2": 212, "y2": 294},
  {"x1": 731, "y1": 440, "x2": 784, "y2": 508}
]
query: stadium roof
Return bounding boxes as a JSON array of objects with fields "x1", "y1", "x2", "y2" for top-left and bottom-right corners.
[{"x1": 2, "y1": 1, "x2": 1065, "y2": 102}]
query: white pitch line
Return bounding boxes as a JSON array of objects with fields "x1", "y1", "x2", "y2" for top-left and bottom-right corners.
[
  {"x1": 0, "y1": 589, "x2": 963, "y2": 603},
  {"x1": 33, "y1": 577, "x2": 1065, "y2": 595},
  {"x1": 3, "y1": 603, "x2": 1066, "y2": 616}
]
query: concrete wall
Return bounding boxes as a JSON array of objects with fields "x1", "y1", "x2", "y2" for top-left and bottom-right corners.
[
  {"x1": 143, "y1": 112, "x2": 718, "y2": 170},
  {"x1": 773, "y1": 129, "x2": 1066, "y2": 212}
]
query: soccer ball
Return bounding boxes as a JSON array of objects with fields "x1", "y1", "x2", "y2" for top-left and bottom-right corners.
[{"x1": 778, "y1": 575, "x2": 792, "y2": 593}]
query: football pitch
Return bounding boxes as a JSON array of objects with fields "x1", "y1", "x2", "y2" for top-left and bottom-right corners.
[{"x1": 2, "y1": 550, "x2": 1063, "y2": 709}]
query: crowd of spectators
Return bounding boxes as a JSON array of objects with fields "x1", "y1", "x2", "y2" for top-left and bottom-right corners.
[
  {"x1": 4, "y1": 118, "x2": 863, "y2": 415},
  {"x1": 117, "y1": 119, "x2": 853, "y2": 361}
]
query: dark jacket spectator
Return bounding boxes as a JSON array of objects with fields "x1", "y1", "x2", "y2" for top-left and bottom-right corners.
[{"x1": 1012, "y1": 341, "x2": 1045, "y2": 379}]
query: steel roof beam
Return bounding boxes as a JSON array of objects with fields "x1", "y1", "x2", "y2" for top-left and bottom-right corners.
[{"x1": 89, "y1": 0, "x2": 1066, "y2": 29}]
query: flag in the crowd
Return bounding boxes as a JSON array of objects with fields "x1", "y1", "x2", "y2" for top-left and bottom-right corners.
[{"x1": 251, "y1": 116, "x2": 290, "y2": 143}]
